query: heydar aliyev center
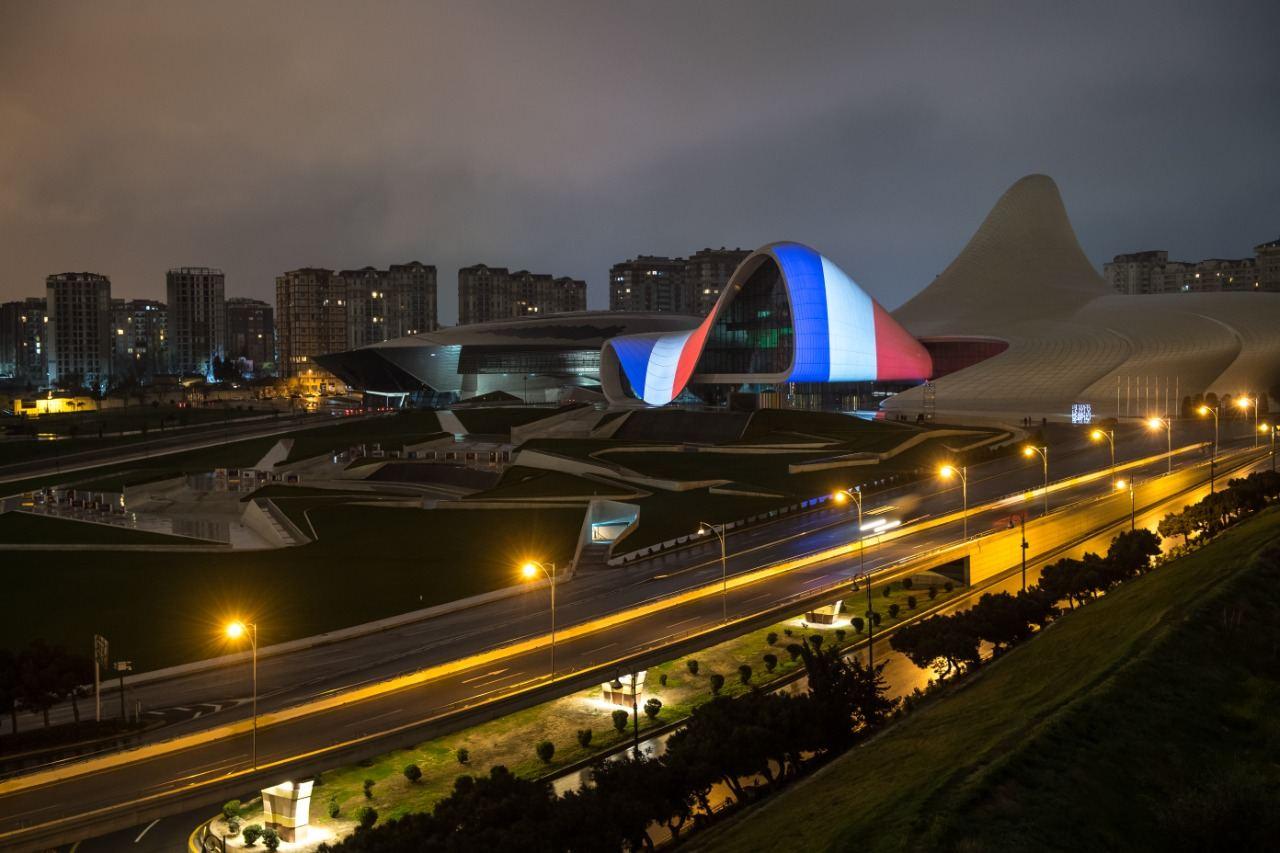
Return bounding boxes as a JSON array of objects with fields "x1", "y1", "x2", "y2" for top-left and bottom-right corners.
[{"x1": 317, "y1": 174, "x2": 1280, "y2": 421}]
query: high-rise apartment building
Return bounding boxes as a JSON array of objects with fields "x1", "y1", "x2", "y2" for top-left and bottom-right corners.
[
  {"x1": 458, "y1": 265, "x2": 586, "y2": 325},
  {"x1": 225, "y1": 297, "x2": 275, "y2": 375},
  {"x1": 609, "y1": 247, "x2": 750, "y2": 315},
  {"x1": 110, "y1": 298, "x2": 167, "y2": 380},
  {"x1": 46, "y1": 272, "x2": 112, "y2": 389},
  {"x1": 1254, "y1": 236, "x2": 1280, "y2": 292},
  {"x1": 166, "y1": 267, "x2": 226, "y2": 376},
  {"x1": 276, "y1": 268, "x2": 347, "y2": 378},
  {"x1": 340, "y1": 262, "x2": 437, "y2": 349},
  {"x1": 1104, "y1": 250, "x2": 1168, "y2": 295},
  {"x1": 0, "y1": 298, "x2": 47, "y2": 383},
  {"x1": 1105, "y1": 243, "x2": 1272, "y2": 294}
]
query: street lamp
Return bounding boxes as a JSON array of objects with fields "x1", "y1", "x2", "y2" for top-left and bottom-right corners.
[
  {"x1": 1115, "y1": 479, "x2": 1135, "y2": 530},
  {"x1": 834, "y1": 487, "x2": 874, "y2": 668},
  {"x1": 520, "y1": 561, "x2": 557, "y2": 679},
  {"x1": 1236, "y1": 396, "x2": 1258, "y2": 447},
  {"x1": 224, "y1": 620, "x2": 258, "y2": 769},
  {"x1": 1090, "y1": 428, "x2": 1116, "y2": 485},
  {"x1": 939, "y1": 464, "x2": 968, "y2": 540},
  {"x1": 1022, "y1": 445, "x2": 1049, "y2": 517},
  {"x1": 697, "y1": 522, "x2": 728, "y2": 624},
  {"x1": 1196, "y1": 405, "x2": 1219, "y2": 492},
  {"x1": 1261, "y1": 423, "x2": 1276, "y2": 472},
  {"x1": 1146, "y1": 417, "x2": 1172, "y2": 473}
]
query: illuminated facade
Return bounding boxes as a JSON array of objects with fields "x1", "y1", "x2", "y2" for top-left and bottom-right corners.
[{"x1": 600, "y1": 242, "x2": 932, "y2": 406}]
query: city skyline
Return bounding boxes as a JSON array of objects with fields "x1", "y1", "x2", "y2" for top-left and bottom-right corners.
[{"x1": 2, "y1": 2, "x2": 1278, "y2": 325}]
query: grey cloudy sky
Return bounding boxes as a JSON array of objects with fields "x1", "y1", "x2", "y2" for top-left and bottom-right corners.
[{"x1": 1, "y1": 0, "x2": 1277, "y2": 321}]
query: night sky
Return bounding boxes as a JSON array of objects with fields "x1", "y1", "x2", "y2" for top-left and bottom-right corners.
[{"x1": 1, "y1": 1, "x2": 1277, "y2": 321}]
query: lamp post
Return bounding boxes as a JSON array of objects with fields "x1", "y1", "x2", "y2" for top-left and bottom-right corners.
[
  {"x1": 1196, "y1": 405, "x2": 1219, "y2": 491},
  {"x1": 939, "y1": 465, "x2": 968, "y2": 540},
  {"x1": 698, "y1": 522, "x2": 728, "y2": 624},
  {"x1": 1236, "y1": 396, "x2": 1258, "y2": 447},
  {"x1": 1262, "y1": 423, "x2": 1276, "y2": 472},
  {"x1": 520, "y1": 561, "x2": 557, "y2": 678},
  {"x1": 1008, "y1": 511, "x2": 1028, "y2": 591},
  {"x1": 1090, "y1": 428, "x2": 1116, "y2": 485},
  {"x1": 225, "y1": 620, "x2": 258, "y2": 770},
  {"x1": 1115, "y1": 479, "x2": 1135, "y2": 530},
  {"x1": 1022, "y1": 445, "x2": 1049, "y2": 517},
  {"x1": 834, "y1": 487, "x2": 872, "y2": 667},
  {"x1": 1147, "y1": 417, "x2": 1172, "y2": 473}
]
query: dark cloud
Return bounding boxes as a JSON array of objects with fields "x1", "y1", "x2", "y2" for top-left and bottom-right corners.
[{"x1": 1, "y1": 0, "x2": 1277, "y2": 318}]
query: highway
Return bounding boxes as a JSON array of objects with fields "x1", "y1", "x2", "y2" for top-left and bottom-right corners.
[{"x1": 0, "y1": 420, "x2": 1266, "y2": 849}]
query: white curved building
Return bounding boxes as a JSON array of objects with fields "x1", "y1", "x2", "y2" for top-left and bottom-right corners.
[{"x1": 884, "y1": 175, "x2": 1280, "y2": 422}]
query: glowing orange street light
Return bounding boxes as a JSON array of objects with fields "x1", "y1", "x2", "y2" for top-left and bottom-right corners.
[
  {"x1": 520, "y1": 561, "x2": 557, "y2": 679},
  {"x1": 1022, "y1": 445, "x2": 1049, "y2": 517},
  {"x1": 939, "y1": 465, "x2": 968, "y2": 540},
  {"x1": 1090, "y1": 428, "x2": 1116, "y2": 485},
  {"x1": 1261, "y1": 423, "x2": 1276, "y2": 472},
  {"x1": 1146, "y1": 417, "x2": 1172, "y2": 473},
  {"x1": 1236, "y1": 396, "x2": 1258, "y2": 447},
  {"x1": 697, "y1": 522, "x2": 729, "y2": 624},
  {"x1": 1114, "y1": 479, "x2": 1135, "y2": 530},
  {"x1": 224, "y1": 620, "x2": 258, "y2": 769}
]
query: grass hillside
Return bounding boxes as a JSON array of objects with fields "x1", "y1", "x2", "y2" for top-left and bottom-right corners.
[{"x1": 696, "y1": 509, "x2": 1280, "y2": 852}]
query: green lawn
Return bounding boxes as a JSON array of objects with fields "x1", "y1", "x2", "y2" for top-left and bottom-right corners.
[
  {"x1": 696, "y1": 509, "x2": 1280, "y2": 852},
  {"x1": 0, "y1": 512, "x2": 219, "y2": 545},
  {"x1": 0, "y1": 504, "x2": 584, "y2": 669},
  {"x1": 738, "y1": 409, "x2": 920, "y2": 450},
  {"x1": 281, "y1": 411, "x2": 443, "y2": 463},
  {"x1": 452, "y1": 406, "x2": 573, "y2": 436}
]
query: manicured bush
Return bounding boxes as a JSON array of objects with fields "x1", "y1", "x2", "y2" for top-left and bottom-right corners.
[
  {"x1": 227, "y1": 819, "x2": 240, "y2": 836},
  {"x1": 357, "y1": 806, "x2": 378, "y2": 830},
  {"x1": 262, "y1": 828, "x2": 280, "y2": 852},
  {"x1": 902, "y1": 577, "x2": 914, "y2": 590},
  {"x1": 222, "y1": 800, "x2": 242, "y2": 821},
  {"x1": 907, "y1": 595, "x2": 918, "y2": 610},
  {"x1": 612, "y1": 708, "x2": 629, "y2": 733},
  {"x1": 738, "y1": 664, "x2": 752, "y2": 684},
  {"x1": 808, "y1": 634, "x2": 824, "y2": 650},
  {"x1": 403, "y1": 763, "x2": 422, "y2": 784},
  {"x1": 766, "y1": 631, "x2": 779, "y2": 646},
  {"x1": 577, "y1": 728, "x2": 593, "y2": 748},
  {"x1": 786, "y1": 642, "x2": 804, "y2": 661},
  {"x1": 536, "y1": 740, "x2": 555, "y2": 763},
  {"x1": 835, "y1": 628, "x2": 847, "y2": 644},
  {"x1": 658, "y1": 673, "x2": 667, "y2": 687},
  {"x1": 850, "y1": 616, "x2": 865, "y2": 634},
  {"x1": 644, "y1": 698, "x2": 662, "y2": 719},
  {"x1": 456, "y1": 747, "x2": 470, "y2": 765},
  {"x1": 882, "y1": 584, "x2": 892, "y2": 598},
  {"x1": 783, "y1": 628, "x2": 793, "y2": 637},
  {"x1": 888, "y1": 603, "x2": 901, "y2": 619},
  {"x1": 363, "y1": 778, "x2": 375, "y2": 799},
  {"x1": 928, "y1": 584, "x2": 938, "y2": 600},
  {"x1": 242, "y1": 824, "x2": 263, "y2": 846},
  {"x1": 763, "y1": 652, "x2": 778, "y2": 672},
  {"x1": 709, "y1": 673, "x2": 725, "y2": 694},
  {"x1": 944, "y1": 581, "x2": 955, "y2": 593},
  {"x1": 328, "y1": 798, "x2": 340, "y2": 819},
  {"x1": 686, "y1": 659, "x2": 700, "y2": 676}
]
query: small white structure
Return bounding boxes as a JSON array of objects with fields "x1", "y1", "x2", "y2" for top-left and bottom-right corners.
[
  {"x1": 601, "y1": 671, "x2": 646, "y2": 707},
  {"x1": 261, "y1": 779, "x2": 313, "y2": 843},
  {"x1": 805, "y1": 599, "x2": 844, "y2": 625}
]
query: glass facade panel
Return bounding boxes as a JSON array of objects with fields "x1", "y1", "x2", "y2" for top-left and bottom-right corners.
[{"x1": 697, "y1": 258, "x2": 793, "y2": 374}]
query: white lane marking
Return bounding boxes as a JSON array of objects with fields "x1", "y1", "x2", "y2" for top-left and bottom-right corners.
[
  {"x1": 666, "y1": 616, "x2": 698, "y2": 628},
  {"x1": 584, "y1": 642, "x2": 617, "y2": 656},
  {"x1": 134, "y1": 818, "x2": 160, "y2": 842},
  {"x1": 460, "y1": 668, "x2": 509, "y2": 685}
]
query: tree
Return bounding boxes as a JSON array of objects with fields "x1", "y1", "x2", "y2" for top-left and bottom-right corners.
[
  {"x1": 536, "y1": 740, "x2": 555, "y2": 763},
  {"x1": 888, "y1": 603, "x2": 901, "y2": 619},
  {"x1": 242, "y1": 824, "x2": 263, "y2": 846},
  {"x1": 738, "y1": 664, "x2": 753, "y2": 685},
  {"x1": 576, "y1": 728, "x2": 593, "y2": 748},
  {"x1": 644, "y1": 698, "x2": 662, "y2": 720},
  {"x1": 403, "y1": 764, "x2": 422, "y2": 784},
  {"x1": 762, "y1": 652, "x2": 778, "y2": 672},
  {"x1": 363, "y1": 778, "x2": 375, "y2": 799},
  {"x1": 849, "y1": 616, "x2": 865, "y2": 634},
  {"x1": 328, "y1": 798, "x2": 340, "y2": 818},
  {"x1": 1108, "y1": 528, "x2": 1162, "y2": 576},
  {"x1": 356, "y1": 806, "x2": 378, "y2": 830},
  {"x1": 808, "y1": 634, "x2": 824, "y2": 650},
  {"x1": 800, "y1": 644, "x2": 895, "y2": 751},
  {"x1": 966, "y1": 592, "x2": 1033, "y2": 651},
  {"x1": 907, "y1": 595, "x2": 918, "y2": 610},
  {"x1": 890, "y1": 615, "x2": 980, "y2": 677},
  {"x1": 686, "y1": 659, "x2": 699, "y2": 676},
  {"x1": 2, "y1": 649, "x2": 22, "y2": 733},
  {"x1": 262, "y1": 827, "x2": 280, "y2": 852},
  {"x1": 709, "y1": 673, "x2": 725, "y2": 694},
  {"x1": 612, "y1": 708, "x2": 629, "y2": 734}
]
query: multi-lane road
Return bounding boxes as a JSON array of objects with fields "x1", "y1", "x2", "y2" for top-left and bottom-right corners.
[{"x1": 0, "y1": 420, "x2": 1266, "y2": 850}]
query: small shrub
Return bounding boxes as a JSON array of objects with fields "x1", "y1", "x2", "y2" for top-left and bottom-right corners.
[
  {"x1": 328, "y1": 798, "x2": 340, "y2": 819},
  {"x1": 786, "y1": 642, "x2": 804, "y2": 661},
  {"x1": 612, "y1": 708, "x2": 629, "y2": 733},
  {"x1": 850, "y1": 616, "x2": 865, "y2": 634},
  {"x1": 872, "y1": 611, "x2": 883, "y2": 626},
  {"x1": 882, "y1": 585, "x2": 892, "y2": 598},
  {"x1": 902, "y1": 577, "x2": 914, "y2": 590},
  {"x1": 709, "y1": 673, "x2": 725, "y2": 694},
  {"x1": 763, "y1": 652, "x2": 778, "y2": 672},
  {"x1": 907, "y1": 595, "x2": 918, "y2": 610},
  {"x1": 783, "y1": 628, "x2": 793, "y2": 637},
  {"x1": 456, "y1": 747, "x2": 470, "y2": 765},
  {"x1": 363, "y1": 778, "x2": 375, "y2": 799},
  {"x1": 738, "y1": 664, "x2": 752, "y2": 685},
  {"x1": 808, "y1": 634, "x2": 824, "y2": 650},
  {"x1": 262, "y1": 828, "x2": 280, "y2": 852},
  {"x1": 577, "y1": 728, "x2": 593, "y2": 748},
  {"x1": 536, "y1": 740, "x2": 555, "y2": 763},
  {"x1": 242, "y1": 824, "x2": 263, "y2": 846},
  {"x1": 928, "y1": 584, "x2": 938, "y2": 600},
  {"x1": 888, "y1": 603, "x2": 901, "y2": 619},
  {"x1": 644, "y1": 698, "x2": 662, "y2": 719},
  {"x1": 944, "y1": 581, "x2": 954, "y2": 593},
  {"x1": 686, "y1": 659, "x2": 700, "y2": 676},
  {"x1": 358, "y1": 757, "x2": 374, "y2": 768},
  {"x1": 766, "y1": 631, "x2": 779, "y2": 646},
  {"x1": 658, "y1": 673, "x2": 667, "y2": 687},
  {"x1": 403, "y1": 763, "x2": 422, "y2": 784},
  {"x1": 222, "y1": 800, "x2": 242, "y2": 821},
  {"x1": 357, "y1": 806, "x2": 378, "y2": 830},
  {"x1": 835, "y1": 628, "x2": 847, "y2": 644},
  {"x1": 227, "y1": 819, "x2": 241, "y2": 836}
]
